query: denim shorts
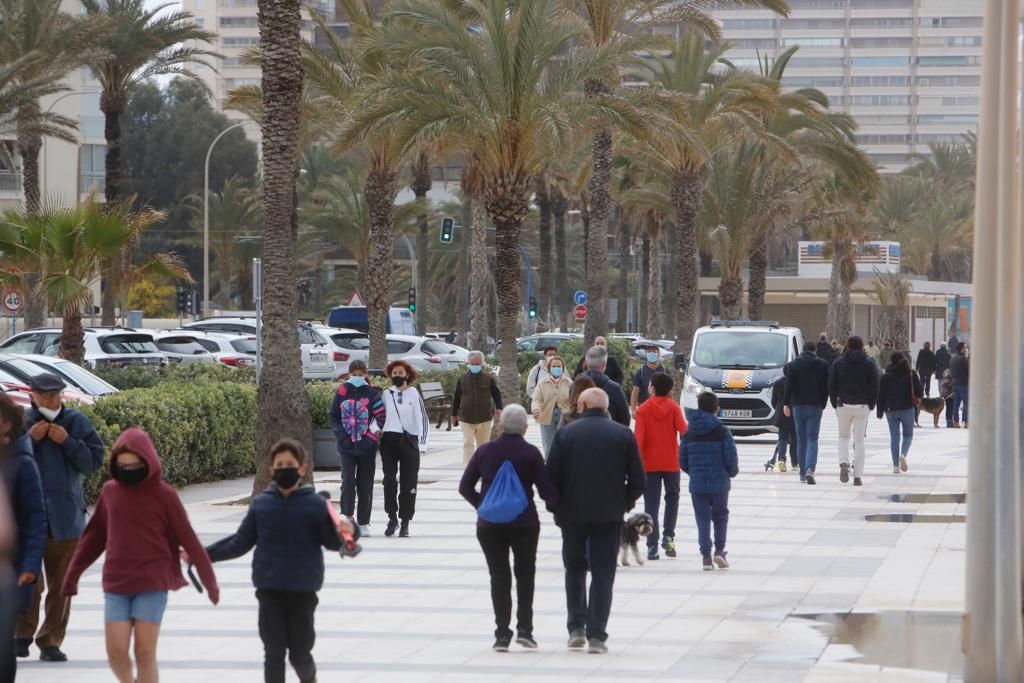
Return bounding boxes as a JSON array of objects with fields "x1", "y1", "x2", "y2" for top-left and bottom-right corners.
[{"x1": 104, "y1": 591, "x2": 169, "y2": 625}]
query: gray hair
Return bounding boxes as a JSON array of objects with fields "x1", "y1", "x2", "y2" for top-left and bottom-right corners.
[
  {"x1": 499, "y1": 404, "x2": 529, "y2": 436},
  {"x1": 467, "y1": 350, "x2": 485, "y2": 363},
  {"x1": 585, "y1": 345, "x2": 608, "y2": 372}
]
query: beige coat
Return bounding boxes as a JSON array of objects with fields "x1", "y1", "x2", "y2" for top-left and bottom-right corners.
[{"x1": 531, "y1": 375, "x2": 572, "y2": 425}]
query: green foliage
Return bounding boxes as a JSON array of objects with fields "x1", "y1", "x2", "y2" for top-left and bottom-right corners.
[
  {"x1": 128, "y1": 278, "x2": 176, "y2": 317},
  {"x1": 92, "y1": 363, "x2": 257, "y2": 390}
]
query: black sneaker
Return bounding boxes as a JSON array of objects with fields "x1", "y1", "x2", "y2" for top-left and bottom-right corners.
[
  {"x1": 384, "y1": 518, "x2": 398, "y2": 537},
  {"x1": 647, "y1": 547, "x2": 659, "y2": 561},
  {"x1": 493, "y1": 636, "x2": 511, "y2": 652},
  {"x1": 516, "y1": 633, "x2": 538, "y2": 649},
  {"x1": 840, "y1": 462, "x2": 849, "y2": 483},
  {"x1": 39, "y1": 646, "x2": 68, "y2": 662},
  {"x1": 805, "y1": 474, "x2": 817, "y2": 485},
  {"x1": 15, "y1": 639, "x2": 30, "y2": 658},
  {"x1": 399, "y1": 521, "x2": 410, "y2": 537}
]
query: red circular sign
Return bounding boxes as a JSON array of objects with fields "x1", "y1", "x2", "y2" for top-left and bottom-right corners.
[{"x1": 573, "y1": 304, "x2": 587, "y2": 320}]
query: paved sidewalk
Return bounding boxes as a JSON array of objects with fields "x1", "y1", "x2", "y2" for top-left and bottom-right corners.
[{"x1": 17, "y1": 413, "x2": 968, "y2": 683}]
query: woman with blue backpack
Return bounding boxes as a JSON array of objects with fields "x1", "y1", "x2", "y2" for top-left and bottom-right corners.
[{"x1": 458, "y1": 404, "x2": 559, "y2": 653}]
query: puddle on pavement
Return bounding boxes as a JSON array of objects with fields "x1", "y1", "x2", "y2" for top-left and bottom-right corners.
[
  {"x1": 797, "y1": 611, "x2": 963, "y2": 674},
  {"x1": 864, "y1": 513, "x2": 965, "y2": 523},
  {"x1": 881, "y1": 493, "x2": 966, "y2": 504}
]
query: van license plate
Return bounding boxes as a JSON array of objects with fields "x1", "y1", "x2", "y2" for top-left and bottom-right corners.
[{"x1": 721, "y1": 410, "x2": 752, "y2": 418}]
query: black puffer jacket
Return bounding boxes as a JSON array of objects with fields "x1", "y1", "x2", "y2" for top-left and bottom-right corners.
[
  {"x1": 771, "y1": 374, "x2": 795, "y2": 431},
  {"x1": 783, "y1": 351, "x2": 829, "y2": 409},
  {"x1": 915, "y1": 348, "x2": 937, "y2": 375},
  {"x1": 829, "y1": 349, "x2": 880, "y2": 409},
  {"x1": 877, "y1": 366, "x2": 925, "y2": 418},
  {"x1": 949, "y1": 353, "x2": 969, "y2": 385}
]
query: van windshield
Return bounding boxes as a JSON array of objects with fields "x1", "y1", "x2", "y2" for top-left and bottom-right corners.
[{"x1": 692, "y1": 331, "x2": 788, "y2": 369}]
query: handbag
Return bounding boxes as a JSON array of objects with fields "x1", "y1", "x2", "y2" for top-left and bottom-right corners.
[
  {"x1": 477, "y1": 460, "x2": 529, "y2": 523},
  {"x1": 388, "y1": 390, "x2": 421, "y2": 450},
  {"x1": 909, "y1": 371, "x2": 921, "y2": 408}
]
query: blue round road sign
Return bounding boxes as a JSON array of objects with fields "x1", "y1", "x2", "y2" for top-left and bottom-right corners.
[{"x1": 574, "y1": 290, "x2": 587, "y2": 306}]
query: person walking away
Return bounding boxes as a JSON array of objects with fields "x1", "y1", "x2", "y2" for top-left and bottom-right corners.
[
  {"x1": 1, "y1": 394, "x2": 45, "y2": 681},
  {"x1": 915, "y1": 342, "x2": 937, "y2": 397},
  {"x1": 459, "y1": 405, "x2": 560, "y2": 651},
  {"x1": 948, "y1": 333, "x2": 960, "y2": 356},
  {"x1": 680, "y1": 393, "x2": 739, "y2": 570},
  {"x1": 771, "y1": 370, "x2": 797, "y2": 472},
  {"x1": 531, "y1": 355, "x2": 571, "y2": 457},
  {"x1": 815, "y1": 333, "x2": 831, "y2": 363},
  {"x1": 580, "y1": 346, "x2": 631, "y2": 427},
  {"x1": 382, "y1": 361, "x2": 430, "y2": 537},
  {"x1": 949, "y1": 342, "x2": 969, "y2": 428},
  {"x1": 525, "y1": 346, "x2": 557, "y2": 409},
  {"x1": 574, "y1": 336, "x2": 623, "y2": 385},
  {"x1": 783, "y1": 342, "x2": 829, "y2": 485},
  {"x1": 16, "y1": 372, "x2": 105, "y2": 662},
  {"x1": 829, "y1": 336, "x2": 879, "y2": 486},
  {"x1": 329, "y1": 360, "x2": 385, "y2": 536},
  {"x1": 866, "y1": 339, "x2": 881, "y2": 366},
  {"x1": 879, "y1": 340, "x2": 894, "y2": 369},
  {"x1": 62, "y1": 428, "x2": 219, "y2": 683},
  {"x1": 547, "y1": 388, "x2": 645, "y2": 654},
  {"x1": 830, "y1": 339, "x2": 842, "y2": 363},
  {"x1": 877, "y1": 352, "x2": 923, "y2": 475},
  {"x1": 634, "y1": 373, "x2": 687, "y2": 561},
  {"x1": 203, "y1": 439, "x2": 355, "y2": 683},
  {"x1": 453, "y1": 351, "x2": 503, "y2": 464},
  {"x1": 559, "y1": 376, "x2": 596, "y2": 428},
  {"x1": 630, "y1": 344, "x2": 667, "y2": 417}
]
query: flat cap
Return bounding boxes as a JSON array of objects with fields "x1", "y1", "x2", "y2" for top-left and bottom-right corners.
[{"x1": 29, "y1": 372, "x2": 67, "y2": 392}]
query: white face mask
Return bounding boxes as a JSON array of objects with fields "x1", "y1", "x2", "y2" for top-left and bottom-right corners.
[{"x1": 37, "y1": 406, "x2": 60, "y2": 422}]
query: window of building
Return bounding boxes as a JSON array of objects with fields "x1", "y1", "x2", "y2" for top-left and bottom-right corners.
[
  {"x1": 788, "y1": 57, "x2": 845, "y2": 68},
  {"x1": 722, "y1": 19, "x2": 776, "y2": 30},
  {"x1": 220, "y1": 0, "x2": 257, "y2": 6},
  {"x1": 222, "y1": 57, "x2": 248, "y2": 68},
  {"x1": 850, "y1": 17, "x2": 914, "y2": 27},
  {"x1": 734, "y1": 38, "x2": 778, "y2": 49},
  {"x1": 782, "y1": 76, "x2": 845, "y2": 88},
  {"x1": 849, "y1": 37, "x2": 912, "y2": 48},
  {"x1": 220, "y1": 16, "x2": 258, "y2": 28},
  {"x1": 223, "y1": 36, "x2": 260, "y2": 47},
  {"x1": 917, "y1": 74, "x2": 980, "y2": 87},
  {"x1": 782, "y1": 37, "x2": 843, "y2": 47},
  {"x1": 925, "y1": 16, "x2": 983, "y2": 28},
  {"x1": 786, "y1": 0, "x2": 846, "y2": 9},
  {"x1": 945, "y1": 36, "x2": 983, "y2": 47},
  {"x1": 856, "y1": 134, "x2": 912, "y2": 145},
  {"x1": 851, "y1": 56, "x2": 911, "y2": 67},
  {"x1": 850, "y1": 76, "x2": 911, "y2": 87},
  {"x1": 79, "y1": 144, "x2": 105, "y2": 194},
  {"x1": 850, "y1": 0, "x2": 913, "y2": 7},
  {"x1": 784, "y1": 18, "x2": 847, "y2": 29},
  {"x1": 848, "y1": 95, "x2": 913, "y2": 106},
  {"x1": 917, "y1": 55, "x2": 981, "y2": 66},
  {"x1": 222, "y1": 78, "x2": 260, "y2": 90}
]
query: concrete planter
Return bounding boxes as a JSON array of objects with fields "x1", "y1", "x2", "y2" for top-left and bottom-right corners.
[{"x1": 313, "y1": 429, "x2": 339, "y2": 470}]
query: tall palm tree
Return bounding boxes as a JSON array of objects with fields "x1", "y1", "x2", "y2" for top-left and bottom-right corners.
[
  {"x1": 81, "y1": 0, "x2": 214, "y2": 325},
  {"x1": 346, "y1": 0, "x2": 645, "y2": 401},
  {"x1": 535, "y1": 173, "x2": 553, "y2": 328},
  {"x1": 410, "y1": 148, "x2": 432, "y2": 335}
]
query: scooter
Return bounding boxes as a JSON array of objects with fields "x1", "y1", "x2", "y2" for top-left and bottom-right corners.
[{"x1": 318, "y1": 490, "x2": 362, "y2": 558}]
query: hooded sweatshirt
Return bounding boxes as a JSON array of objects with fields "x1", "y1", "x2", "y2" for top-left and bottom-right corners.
[
  {"x1": 634, "y1": 396, "x2": 688, "y2": 472},
  {"x1": 828, "y1": 349, "x2": 880, "y2": 409},
  {"x1": 62, "y1": 428, "x2": 219, "y2": 602}
]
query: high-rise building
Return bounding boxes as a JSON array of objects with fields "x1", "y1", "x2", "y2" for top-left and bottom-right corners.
[{"x1": 704, "y1": 0, "x2": 983, "y2": 172}]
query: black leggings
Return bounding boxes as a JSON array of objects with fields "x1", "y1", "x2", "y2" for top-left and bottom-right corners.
[
  {"x1": 476, "y1": 526, "x2": 540, "y2": 639},
  {"x1": 380, "y1": 432, "x2": 420, "y2": 522}
]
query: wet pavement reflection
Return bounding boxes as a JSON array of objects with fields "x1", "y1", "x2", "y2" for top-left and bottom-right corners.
[
  {"x1": 797, "y1": 611, "x2": 963, "y2": 674},
  {"x1": 864, "y1": 513, "x2": 966, "y2": 523},
  {"x1": 881, "y1": 493, "x2": 966, "y2": 504}
]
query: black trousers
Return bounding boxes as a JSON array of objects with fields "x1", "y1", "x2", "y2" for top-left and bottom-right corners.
[
  {"x1": 920, "y1": 370, "x2": 933, "y2": 397},
  {"x1": 256, "y1": 589, "x2": 318, "y2": 683},
  {"x1": 380, "y1": 432, "x2": 420, "y2": 521},
  {"x1": 1, "y1": 574, "x2": 15, "y2": 683},
  {"x1": 560, "y1": 521, "x2": 620, "y2": 643},
  {"x1": 340, "y1": 450, "x2": 375, "y2": 525},
  {"x1": 476, "y1": 526, "x2": 540, "y2": 640}
]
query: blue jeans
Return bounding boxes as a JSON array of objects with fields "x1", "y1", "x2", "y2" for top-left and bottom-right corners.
[
  {"x1": 952, "y1": 384, "x2": 969, "y2": 424},
  {"x1": 643, "y1": 472, "x2": 680, "y2": 549},
  {"x1": 539, "y1": 407, "x2": 561, "y2": 458},
  {"x1": 791, "y1": 406, "x2": 823, "y2": 477},
  {"x1": 104, "y1": 591, "x2": 168, "y2": 625},
  {"x1": 885, "y1": 408, "x2": 915, "y2": 466},
  {"x1": 776, "y1": 427, "x2": 797, "y2": 466},
  {"x1": 691, "y1": 492, "x2": 729, "y2": 557}
]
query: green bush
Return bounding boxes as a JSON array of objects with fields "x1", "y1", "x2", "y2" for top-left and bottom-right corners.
[{"x1": 93, "y1": 363, "x2": 257, "y2": 390}]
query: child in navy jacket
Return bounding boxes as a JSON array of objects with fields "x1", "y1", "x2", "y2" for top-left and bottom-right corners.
[
  {"x1": 680, "y1": 393, "x2": 739, "y2": 571},
  {"x1": 203, "y1": 439, "x2": 357, "y2": 683}
]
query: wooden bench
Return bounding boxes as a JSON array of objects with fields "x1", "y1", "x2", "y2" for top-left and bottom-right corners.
[{"x1": 420, "y1": 382, "x2": 453, "y2": 431}]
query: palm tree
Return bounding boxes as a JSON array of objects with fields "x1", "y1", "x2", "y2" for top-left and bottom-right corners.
[
  {"x1": 410, "y1": 148, "x2": 432, "y2": 335},
  {"x1": 81, "y1": 0, "x2": 214, "y2": 325},
  {"x1": 345, "y1": 0, "x2": 645, "y2": 401},
  {"x1": 871, "y1": 269, "x2": 911, "y2": 351},
  {"x1": 535, "y1": 173, "x2": 553, "y2": 328}
]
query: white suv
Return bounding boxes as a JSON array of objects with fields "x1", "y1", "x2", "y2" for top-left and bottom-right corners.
[
  {"x1": 177, "y1": 331, "x2": 258, "y2": 368},
  {"x1": 181, "y1": 318, "x2": 335, "y2": 380},
  {"x1": 0, "y1": 328, "x2": 167, "y2": 369}
]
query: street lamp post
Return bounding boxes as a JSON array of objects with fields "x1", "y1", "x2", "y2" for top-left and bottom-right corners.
[{"x1": 204, "y1": 120, "x2": 256, "y2": 318}]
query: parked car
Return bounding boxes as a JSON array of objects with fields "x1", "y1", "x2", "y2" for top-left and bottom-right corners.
[
  {"x1": 12, "y1": 355, "x2": 119, "y2": 397},
  {"x1": 152, "y1": 332, "x2": 217, "y2": 366},
  {"x1": 182, "y1": 318, "x2": 335, "y2": 380},
  {"x1": 175, "y1": 331, "x2": 257, "y2": 368},
  {"x1": 631, "y1": 339, "x2": 675, "y2": 362},
  {"x1": 512, "y1": 333, "x2": 581, "y2": 354},
  {"x1": 385, "y1": 335, "x2": 463, "y2": 372},
  {"x1": 0, "y1": 328, "x2": 166, "y2": 369},
  {"x1": 0, "y1": 354, "x2": 111, "y2": 404},
  {"x1": 312, "y1": 325, "x2": 369, "y2": 377}
]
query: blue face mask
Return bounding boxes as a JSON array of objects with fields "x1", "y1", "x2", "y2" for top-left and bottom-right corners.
[
  {"x1": 469, "y1": 364, "x2": 482, "y2": 374},
  {"x1": 349, "y1": 375, "x2": 366, "y2": 388},
  {"x1": 550, "y1": 367, "x2": 563, "y2": 378},
  {"x1": 646, "y1": 352, "x2": 659, "y2": 363}
]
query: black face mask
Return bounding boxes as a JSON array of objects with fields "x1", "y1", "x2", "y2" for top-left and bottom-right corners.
[
  {"x1": 112, "y1": 464, "x2": 148, "y2": 486},
  {"x1": 391, "y1": 376, "x2": 407, "y2": 387},
  {"x1": 272, "y1": 467, "x2": 301, "y2": 489}
]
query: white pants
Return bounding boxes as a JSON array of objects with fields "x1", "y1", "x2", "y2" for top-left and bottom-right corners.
[{"x1": 836, "y1": 404, "x2": 870, "y2": 478}]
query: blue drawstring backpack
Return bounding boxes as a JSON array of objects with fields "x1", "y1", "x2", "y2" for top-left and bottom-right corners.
[{"x1": 477, "y1": 460, "x2": 529, "y2": 523}]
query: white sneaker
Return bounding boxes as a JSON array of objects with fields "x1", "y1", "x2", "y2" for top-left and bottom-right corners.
[
  {"x1": 359, "y1": 524, "x2": 371, "y2": 537},
  {"x1": 899, "y1": 455, "x2": 908, "y2": 472}
]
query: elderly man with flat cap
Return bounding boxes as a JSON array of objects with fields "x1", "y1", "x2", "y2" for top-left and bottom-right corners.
[
  {"x1": 15, "y1": 372, "x2": 104, "y2": 663},
  {"x1": 546, "y1": 387, "x2": 645, "y2": 655}
]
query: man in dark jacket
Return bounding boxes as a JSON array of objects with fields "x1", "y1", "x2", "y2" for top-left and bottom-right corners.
[
  {"x1": 546, "y1": 388, "x2": 645, "y2": 654},
  {"x1": 949, "y1": 342, "x2": 969, "y2": 427},
  {"x1": 783, "y1": 341, "x2": 829, "y2": 485},
  {"x1": 934, "y1": 343, "x2": 951, "y2": 377},
  {"x1": 574, "y1": 337, "x2": 623, "y2": 385},
  {"x1": 452, "y1": 351, "x2": 504, "y2": 464},
  {"x1": 770, "y1": 372, "x2": 797, "y2": 471},
  {"x1": 16, "y1": 373, "x2": 104, "y2": 663},
  {"x1": 915, "y1": 342, "x2": 937, "y2": 397},
  {"x1": 829, "y1": 337, "x2": 879, "y2": 486},
  {"x1": 581, "y1": 346, "x2": 631, "y2": 427},
  {"x1": 815, "y1": 333, "x2": 832, "y2": 363}
]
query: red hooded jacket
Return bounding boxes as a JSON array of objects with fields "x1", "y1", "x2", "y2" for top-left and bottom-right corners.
[
  {"x1": 62, "y1": 428, "x2": 219, "y2": 603},
  {"x1": 634, "y1": 396, "x2": 688, "y2": 472}
]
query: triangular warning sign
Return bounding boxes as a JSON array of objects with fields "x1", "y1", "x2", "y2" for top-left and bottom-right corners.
[{"x1": 346, "y1": 290, "x2": 366, "y2": 307}]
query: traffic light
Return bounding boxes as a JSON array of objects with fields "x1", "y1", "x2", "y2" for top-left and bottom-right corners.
[
  {"x1": 176, "y1": 286, "x2": 190, "y2": 315},
  {"x1": 528, "y1": 295, "x2": 538, "y2": 319},
  {"x1": 407, "y1": 287, "x2": 417, "y2": 312},
  {"x1": 440, "y1": 217, "x2": 454, "y2": 243}
]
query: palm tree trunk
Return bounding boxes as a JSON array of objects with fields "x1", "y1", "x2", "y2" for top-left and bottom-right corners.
[
  {"x1": 552, "y1": 188, "x2": 569, "y2": 330},
  {"x1": 616, "y1": 218, "x2": 631, "y2": 332},
  {"x1": 535, "y1": 176, "x2": 552, "y2": 330},
  {"x1": 647, "y1": 226, "x2": 662, "y2": 338},
  {"x1": 99, "y1": 93, "x2": 126, "y2": 327},
  {"x1": 487, "y1": 192, "x2": 529, "y2": 405},
  {"x1": 364, "y1": 164, "x2": 398, "y2": 369},
  {"x1": 468, "y1": 201, "x2": 489, "y2": 352},
  {"x1": 639, "y1": 234, "x2": 650, "y2": 335},
  {"x1": 718, "y1": 274, "x2": 743, "y2": 320},
  {"x1": 455, "y1": 198, "x2": 471, "y2": 342},
  {"x1": 411, "y1": 150, "x2": 431, "y2": 335},
  {"x1": 748, "y1": 233, "x2": 768, "y2": 321},
  {"x1": 218, "y1": 271, "x2": 233, "y2": 307},
  {"x1": 584, "y1": 117, "x2": 611, "y2": 343},
  {"x1": 253, "y1": 0, "x2": 313, "y2": 494},
  {"x1": 59, "y1": 309, "x2": 85, "y2": 366},
  {"x1": 16, "y1": 102, "x2": 46, "y2": 329},
  {"x1": 671, "y1": 169, "x2": 702, "y2": 362},
  {"x1": 664, "y1": 219, "x2": 677, "y2": 335},
  {"x1": 580, "y1": 198, "x2": 590, "y2": 283},
  {"x1": 826, "y1": 242, "x2": 853, "y2": 341}
]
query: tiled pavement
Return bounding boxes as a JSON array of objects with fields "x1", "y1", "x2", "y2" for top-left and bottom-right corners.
[{"x1": 17, "y1": 412, "x2": 968, "y2": 682}]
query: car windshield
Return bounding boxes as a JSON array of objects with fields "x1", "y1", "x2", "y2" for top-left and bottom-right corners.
[
  {"x1": 99, "y1": 334, "x2": 159, "y2": 354},
  {"x1": 331, "y1": 334, "x2": 369, "y2": 350},
  {"x1": 43, "y1": 361, "x2": 117, "y2": 395},
  {"x1": 157, "y1": 338, "x2": 208, "y2": 355},
  {"x1": 231, "y1": 339, "x2": 258, "y2": 354},
  {"x1": 692, "y1": 331, "x2": 788, "y2": 369},
  {"x1": 298, "y1": 327, "x2": 327, "y2": 345}
]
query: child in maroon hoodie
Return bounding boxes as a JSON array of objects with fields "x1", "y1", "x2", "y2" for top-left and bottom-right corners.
[{"x1": 62, "y1": 428, "x2": 219, "y2": 683}]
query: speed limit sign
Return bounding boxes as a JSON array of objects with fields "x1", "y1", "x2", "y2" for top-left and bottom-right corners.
[{"x1": 2, "y1": 291, "x2": 22, "y2": 313}]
